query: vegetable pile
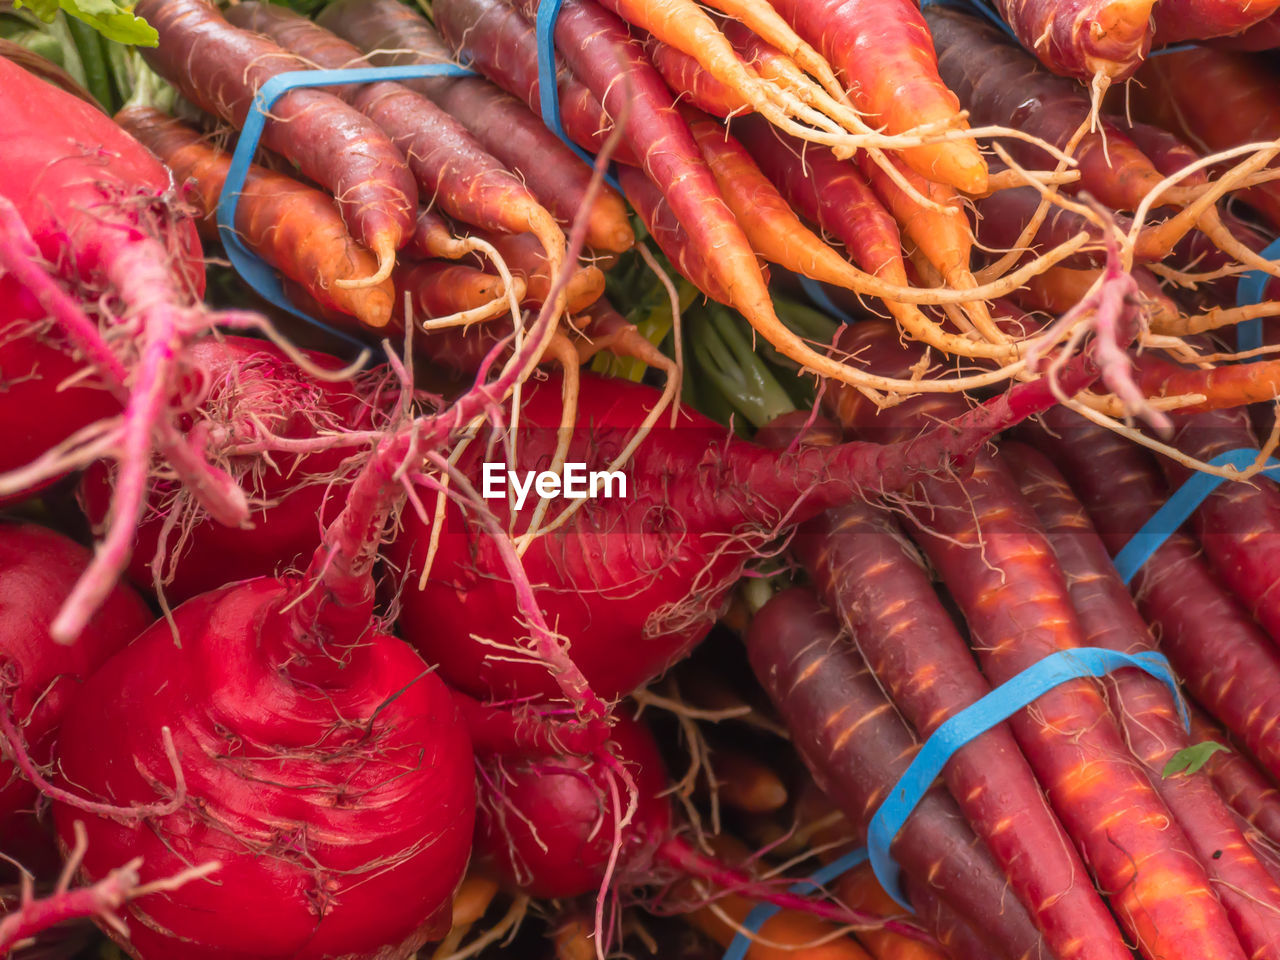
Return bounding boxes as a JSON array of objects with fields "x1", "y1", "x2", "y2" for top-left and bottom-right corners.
[{"x1": 2, "y1": 1, "x2": 1280, "y2": 959}]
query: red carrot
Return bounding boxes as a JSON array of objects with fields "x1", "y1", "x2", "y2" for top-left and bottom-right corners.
[
  {"x1": 764, "y1": 0, "x2": 988, "y2": 192},
  {"x1": 745, "y1": 588, "x2": 1043, "y2": 960},
  {"x1": 988, "y1": 0, "x2": 1154, "y2": 81},
  {"x1": 1006, "y1": 441, "x2": 1280, "y2": 960},
  {"x1": 1188, "y1": 706, "x2": 1280, "y2": 847},
  {"x1": 317, "y1": 0, "x2": 635, "y2": 253},
  {"x1": 928, "y1": 6, "x2": 1159, "y2": 210},
  {"x1": 834, "y1": 323, "x2": 1251, "y2": 960},
  {"x1": 134, "y1": 0, "x2": 417, "y2": 284},
  {"x1": 226, "y1": 2, "x2": 567, "y2": 267},
  {"x1": 646, "y1": 35, "x2": 749, "y2": 119},
  {"x1": 1027, "y1": 407, "x2": 1280, "y2": 785},
  {"x1": 1163, "y1": 409, "x2": 1280, "y2": 645},
  {"x1": 1210, "y1": 12, "x2": 1280, "y2": 49},
  {"x1": 1154, "y1": 0, "x2": 1280, "y2": 44},
  {"x1": 431, "y1": 0, "x2": 635, "y2": 162},
  {"x1": 117, "y1": 107, "x2": 395, "y2": 329},
  {"x1": 1134, "y1": 48, "x2": 1280, "y2": 231},
  {"x1": 794, "y1": 503, "x2": 1132, "y2": 960}
]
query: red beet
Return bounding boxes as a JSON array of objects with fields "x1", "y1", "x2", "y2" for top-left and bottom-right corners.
[
  {"x1": 0, "y1": 524, "x2": 151, "y2": 875},
  {"x1": 80, "y1": 336, "x2": 380, "y2": 604}
]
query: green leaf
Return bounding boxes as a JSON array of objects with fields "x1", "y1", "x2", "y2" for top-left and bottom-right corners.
[
  {"x1": 14, "y1": 1, "x2": 157, "y2": 46},
  {"x1": 1162, "y1": 741, "x2": 1230, "y2": 778}
]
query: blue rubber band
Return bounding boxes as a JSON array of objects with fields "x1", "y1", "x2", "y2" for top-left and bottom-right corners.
[
  {"x1": 534, "y1": 0, "x2": 622, "y2": 191},
  {"x1": 215, "y1": 64, "x2": 473, "y2": 353},
  {"x1": 1113, "y1": 448, "x2": 1280, "y2": 583},
  {"x1": 1234, "y1": 236, "x2": 1280, "y2": 357},
  {"x1": 722, "y1": 846, "x2": 870, "y2": 960},
  {"x1": 722, "y1": 646, "x2": 1184, "y2": 960},
  {"x1": 798, "y1": 276, "x2": 859, "y2": 325},
  {"x1": 867, "y1": 647, "x2": 1185, "y2": 910}
]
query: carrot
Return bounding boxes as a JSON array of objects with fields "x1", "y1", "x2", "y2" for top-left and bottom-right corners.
[
  {"x1": 1027, "y1": 407, "x2": 1280, "y2": 785},
  {"x1": 686, "y1": 886, "x2": 875, "y2": 960},
  {"x1": 850, "y1": 148, "x2": 996, "y2": 339},
  {"x1": 1189, "y1": 706, "x2": 1280, "y2": 846},
  {"x1": 226, "y1": 2, "x2": 566, "y2": 266},
  {"x1": 409, "y1": 208, "x2": 470, "y2": 260},
  {"x1": 734, "y1": 120, "x2": 901, "y2": 286},
  {"x1": 1134, "y1": 48, "x2": 1280, "y2": 231},
  {"x1": 835, "y1": 864, "x2": 951, "y2": 960},
  {"x1": 645, "y1": 35, "x2": 749, "y2": 119},
  {"x1": 463, "y1": 230, "x2": 605, "y2": 313},
  {"x1": 764, "y1": 0, "x2": 986, "y2": 192},
  {"x1": 444, "y1": 0, "x2": 928, "y2": 393},
  {"x1": 1013, "y1": 264, "x2": 1180, "y2": 332},
  {"x1": 396, "y1": 260, "x2": 520, "y2": 323},
  {"x1": 1134, "y1": 352, "x2": 1280, "y2": 412},
  {"x1": 707, "y1": 747, "x2": 787, "y2": 813},
  {"x1": 988, "y1": 0, "x2": 1154, "y2": 82},
  {"x1": 619, "y1": 166, "x2": 733, "y2": 305},
  {"x1": 1210, "y1": 12, "x2": 1280, "y2": 49},
  {"x1": 835, "y1": 324, "x2": 1252, "y2": 960},
  {"x1": 1154, "y1": 0, "x2": 1280, "y2": 44},
  {"x1": 1007, "y1": 441, "x2": 1280, "y2": 960},
  {"x1": 117, "y1": 107, "x2": 394, "y2": 330},
  {"x1": 317, "y1": 0, "x2": 635, "y2": 253},
  {"x1": 793, "y1": 503, "x2": 1132, "y2": 960},
  {"x1": 745, "y1": 587, "x2": 1044, "y2": 960},
  {"x1": 1164, "y1": 409, "x2": 1280, "y2": 644},
  {"x1": 974, "y1": 184, "x2": 1115, "y2": 269},
  {"x1": 431, "y1": 0, "x2": 636, "y2": 163},
  {"x1": 928, "y1": 7, "x2": 1157, "y2": 210},
  {"x1": 686, "y1": 112, "x2": 1003, "y2": 358},
  {"x1": 133, "y1": 0, "x2": 416, "y2": 284}
]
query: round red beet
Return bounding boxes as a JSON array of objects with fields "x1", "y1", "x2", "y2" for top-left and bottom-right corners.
[
  {"x1": 52, "y1": 577, "x2": 474, "y2": 960},
  {"x1": 81, "y1": 336, "x2": 378, "y2": 604},
  {"x1": 0, "y1": 523, "x2": 151, "y2": 874}
]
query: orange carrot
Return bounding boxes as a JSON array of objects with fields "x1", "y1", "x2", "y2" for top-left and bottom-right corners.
[
  {"x1": 708, "y1": 747, "x2": 788, "y2": 814},
  {"x1": 766, "y1": 0, "x2": 987, "y2": 192},
  {"x1": 687, "y1": 889, "x2": 876, "y2": 960},
  {"x1": 836, "y1": 865, "x2": 950, "y2": 960},
  {"x1": 1135, "y1": 352, "x2": 1280, "y2": 412},
  {"x1": 395, "y1": 261, "x2": 515, "y2": 321},
  {"x1": 689, "y1": 111, "x2": 1004, "y2": 357},
  {"x1": 464, "y1": 230, "x2": 604, "y2": 313},
  {"x1": 117, "y1": 107, "x2": 393, "y2": 329}
]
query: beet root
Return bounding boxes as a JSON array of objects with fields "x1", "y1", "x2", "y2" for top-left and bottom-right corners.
[{"x1": 50, "y1": 577, "x2": 474, "y2": 959}]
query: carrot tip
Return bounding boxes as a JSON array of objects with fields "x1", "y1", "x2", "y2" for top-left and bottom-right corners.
[{"x1": 336, "y1": 239, "x2": 397, "y2": 289}]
